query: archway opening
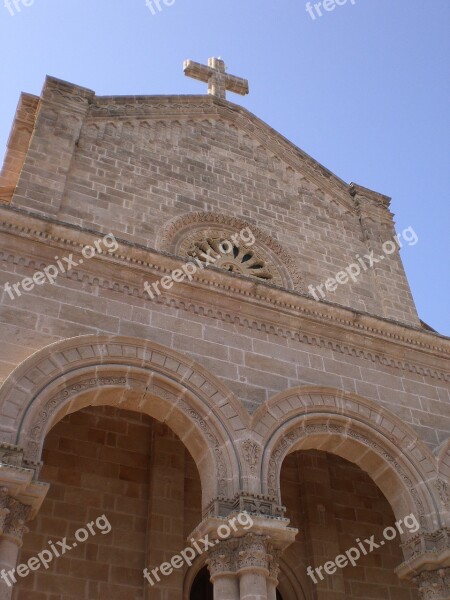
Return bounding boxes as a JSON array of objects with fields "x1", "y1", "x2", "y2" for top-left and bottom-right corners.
[
  {"x1": 13, "y1": 405, "x2": 203, "y2": 599},
  {"x1": 190, "y1": 566, "x2": 213, "y2": 600},
  {"x1": 279, "y1": 449, "x2": 419, "y2": 600}
]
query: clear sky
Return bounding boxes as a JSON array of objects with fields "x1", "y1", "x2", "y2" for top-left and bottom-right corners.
[{"x1": 1, "y1": 0, "x2": 449, "y2": 334}]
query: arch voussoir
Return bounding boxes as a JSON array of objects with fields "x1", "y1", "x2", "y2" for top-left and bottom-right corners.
[
  {"x1": 0, "y1": 335, "x2": 245, "y2": 508},
  {"x1": 257, "y1": 387, "x2": 441, "y2": 534}
]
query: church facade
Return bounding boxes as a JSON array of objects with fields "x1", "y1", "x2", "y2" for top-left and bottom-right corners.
[{"x1": 0, "y1": 61, "x2": 448, "y2": 600}]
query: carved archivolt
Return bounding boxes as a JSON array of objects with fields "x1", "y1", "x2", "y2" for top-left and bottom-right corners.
[
  {"x1": 266, "y1": 422, "x2": 427, "y2": 525},
  {"x1": 0, "y1": 336, "x2": 244, "y2": 502},
  {"x1": 256, "y1": 389, "x2": 441, "y2": 529},
  {"x1": 156, "y1": 212, "x2": 304, "y2": 291}
]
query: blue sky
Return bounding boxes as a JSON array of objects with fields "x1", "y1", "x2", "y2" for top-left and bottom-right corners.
[{"x1": 1, "y1": 0, "x2": 449, "y2": 334}]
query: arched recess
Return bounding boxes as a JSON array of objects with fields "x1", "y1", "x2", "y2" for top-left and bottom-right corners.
[
  {"x1": 254, "y1": 387, "x2": 441, "y2": 532},
  {"x1": 155, "y1": 211, "x2": 304, "y2": 292},
  {"x1": 0, "y1": 335, "x2": 247, "y2": 508}
]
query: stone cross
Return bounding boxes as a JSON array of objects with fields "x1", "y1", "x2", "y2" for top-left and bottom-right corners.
[{"x1": 183, "y1": 57, "x2": 249, "y2": 100}]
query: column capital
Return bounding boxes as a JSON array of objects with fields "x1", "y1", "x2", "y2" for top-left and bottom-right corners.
[
  {"x1": 0, "y1": 489, "x2": 31, "y2": 545},
  {"x1": 206, "y1": 538, "x2": 239, "y2": 579},
  {"x1": 268, "y1": 548, "x2": 282, "y2": 584},
  {"x1": 413, "y1": 568, "x2": 450, "y2": 600},
  {"x1": 236, "y1": 534, "x2": 270, "y2": 575},
  {"x1": 0, "y1": 442, "x2": 49, "y2": 519}
]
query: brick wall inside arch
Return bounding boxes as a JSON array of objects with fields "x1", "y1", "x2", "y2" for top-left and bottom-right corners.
[
  {"x1": 280, "y1": 450, "x2": 419, "y2": 600},
  {"x1": 12, "y1": 405, "x2": 202, "y2": 600}
]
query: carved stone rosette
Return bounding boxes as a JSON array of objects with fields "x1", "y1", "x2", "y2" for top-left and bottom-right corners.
[
  {"x1": 414, "y1": 569, "x2": 450, "y2": 600},
  {"x1": 0, "y1": 489, "x2": 31, "y2": 545}
]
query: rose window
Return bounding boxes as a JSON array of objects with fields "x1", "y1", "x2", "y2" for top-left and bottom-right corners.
[{"x1": 186, "y1": 237, "x2": 274, "y2": 281}]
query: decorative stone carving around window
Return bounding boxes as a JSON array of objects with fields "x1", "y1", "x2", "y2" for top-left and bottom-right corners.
[
  {"x1": 156, "y1": 212, "x2": 304, "y2": 292},
  {"x1": 180, "y1": 232, "x2": 281, "y2": 285}
]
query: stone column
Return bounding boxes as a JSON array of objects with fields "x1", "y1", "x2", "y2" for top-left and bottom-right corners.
[
  {"x1": 237, "y1": 534, "x2": 270, "y2": 600},
  {"x1": 0, "y1": 490, "x2": 31, "y2": 600},
  {"x1": 266, "y1": 549, "x2": 281, "y2": 600},
  {"x1": 207, "y1": 539, "x2": 240, "y2": 600},
  {"x1": 414, "y1": 569, "x2": 450, "y2": 600}
]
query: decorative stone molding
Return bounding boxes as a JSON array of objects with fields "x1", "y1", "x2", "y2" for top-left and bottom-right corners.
[
  {"x1": 181, "y1": 231, "x2": 282, "y2": 286},
  {"x1": 206, "y1": 539, "x2": 238, "y2": 577},
  {"x1": 0, "y1": 336, "x2": 245, "y2": 504},
  {"x1": 25, "y1": 376, "x2": 127, "y2": 461},
  {"x1": 434, "y1": 480, "x2": 450, "y2": 510},
  {"x1": 0, "y1": 444, "x2": 23, "y2": 467},
  {"x1": 1, "y1": 207, "x2": 449, "y2": 385},
  {"x1": 0, "y1": 489, "x2": 31, "y2": 544},
  {"x1": 156, "y1": 211, "x2": 303, "y2": 291},
  {"x1": 179, "y1": 400, "x2": 229, "y2": 496},
  {"x1": 237, "y1": 534, "x2": 270, "y2": 572},
  {"x1": 268, "y1": 548, "x2": 282, "y2": 583},
  {"x1": 206, "y1": 535, "x2": 276, "y2": 578},
  {"x1": 203, "y1": 493, "x2": 286, "y2": 520},
  {"x1": 396, "y1": 529, "x2": 450, "y2": 581},
  {"x1": 265, "y1": 421, "x2": 427, "y2": 524},
  {"x1": 84, "y1": 93, "x2": 357, "y2": 212},
  {"x1": 242, "y1": 440, "x2": 260, "y2": 476},
  {"x1": 413, "y1": 568, "x2": 450, "y2": 600}
]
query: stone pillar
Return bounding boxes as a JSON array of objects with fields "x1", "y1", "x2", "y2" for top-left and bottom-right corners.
[
  {"x1": 237, "y1": 534, "x2": 270, "y2": 600},
  {"x1": 0, "y1": 490, "x2": 31, "y2": 600},
  {"x1": 207, "y1": 539, "x2": 240, "y2": 600},
  {"x1": 414, "y1": 569, "x2": 450, "y2": 600},
  {"x1": 191, "y1": 495, "x2": 297, "y2": 600},
  {"x1": 266, "y1": 549, "x2": 281, "y2": 600}
]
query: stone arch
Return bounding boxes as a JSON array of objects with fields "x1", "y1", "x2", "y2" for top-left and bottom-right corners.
[
  {"x1": 0, "y1": 335, "x2": 247, "y2": 508},
  {"x1": 254, "y1": 387, "x2": 441, "y2": 532},
  {"x1": 277, "y1": 557, "x2": 308, "y2": 600},
  {"x1": 435, "y1": 438, "x2": 450, "y2": 515},
  {"x1": 155, "y1": 211, "x2": 304, "y2": 292}
]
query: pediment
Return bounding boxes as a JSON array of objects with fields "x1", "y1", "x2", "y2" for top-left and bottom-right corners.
[{"x1": 82, "y1": 93, "x2": 357, "y2": 213}]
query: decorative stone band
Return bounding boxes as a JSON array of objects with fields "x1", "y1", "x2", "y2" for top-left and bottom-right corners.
[
  {"x1": 0, "y1": 454, "x2": 49, "y2": 522},
  {"x1": 414, "y1": 568, "x2": 450, "y2": 600},
  {"x1": 207, "y1": 535, "x2": 276, "y2": 578},
  {"x1": 207, "y1": 539, "x2": 239, "y2": 579},
  {"x1": 0, "y1": 489, "x2": 31, "y2": 544},
  {"x1": 203, "y1": 493, "x2": 286, "y2": 521},
  {"x1": 396, "y1": 528, "x2": 450, "y2": 581},
  {"x1": 268, "y1": 548, "x2": 282, "y2": 583},
  {"x1": 237, "y1": 534, "x2": 271, "y2": 574}
]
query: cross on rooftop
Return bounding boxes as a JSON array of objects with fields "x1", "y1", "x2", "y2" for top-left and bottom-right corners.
[{"x1": 183, "y1": 57, "x2": 249, "y2": 101}]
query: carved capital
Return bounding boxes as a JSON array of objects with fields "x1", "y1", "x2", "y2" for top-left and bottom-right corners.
[
  {"x1": 237, "y1": 534, "x2": 270, "y2": 573},
  {"x1": 0, "y1": 491, "x2": 31, "y2": 543},
  {"x1": 268, "y1": 548, "x2": 282, "y2": 582},
  {"x1": 206, "y1": 539, "x2": 238, "y2": 578},
  {"x1": 414, "y1": 568, "x2": 450, "y2": 600}
]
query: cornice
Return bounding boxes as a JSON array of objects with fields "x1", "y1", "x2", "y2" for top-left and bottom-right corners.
[{"x1": 0, "y1": 206, "x2": 449, "y2": 382}]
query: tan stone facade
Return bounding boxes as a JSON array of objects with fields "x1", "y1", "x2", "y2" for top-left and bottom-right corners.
[{"x1": 0, "y1": 74, "x2": 449, "y2": 600}]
